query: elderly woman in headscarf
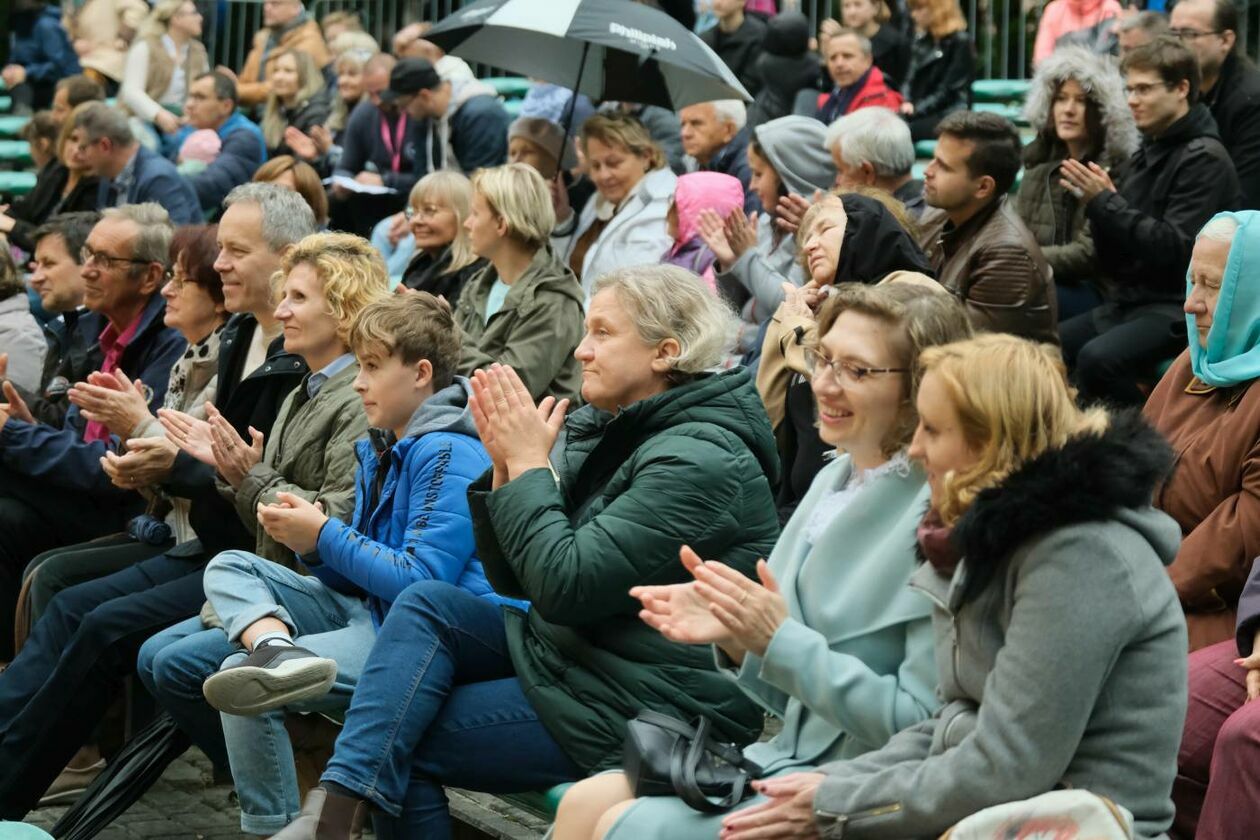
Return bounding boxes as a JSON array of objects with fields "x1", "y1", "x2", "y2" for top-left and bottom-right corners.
[
  {"x1": 1015, "y1": 45, "x2": 1137, "y2": 321},
  {"x1": 1143, "y1": 212, "x2": 1260, "y2": 654}
]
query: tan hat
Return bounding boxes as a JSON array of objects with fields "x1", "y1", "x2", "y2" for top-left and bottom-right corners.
[{"x1": 508, "y1": 116, "x2": 578, "y2": 173}]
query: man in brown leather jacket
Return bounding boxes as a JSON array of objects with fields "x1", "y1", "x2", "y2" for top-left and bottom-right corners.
[{"x1": 917, "y1": 111, "x2": 1059, "y2": 344}]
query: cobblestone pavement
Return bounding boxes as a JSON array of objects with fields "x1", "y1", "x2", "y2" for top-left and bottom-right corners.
[{"x1": 18, "y1": 749, "x2": 249, "y2": 840}]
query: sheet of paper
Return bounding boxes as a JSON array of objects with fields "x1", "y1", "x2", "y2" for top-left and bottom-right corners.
[{"x1": 325, "y1": 175, "x2": 397, "y2": 195}]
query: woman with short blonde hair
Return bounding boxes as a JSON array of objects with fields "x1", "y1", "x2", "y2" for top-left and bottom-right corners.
[
  {"x1": 721, "y1": 331, "x2": 1186, "y2": 839},
  {"x1": 454, "y1": 164, "x2": 585, "y2": 400},
  {"x1": 555, "y1": 112, "x2": 676, "y2": 293},
  {"x1": 399, "y1": 171, "x2": 486, "y2": 305},
  {"x1": 279, "y1": 232, "x2": 390, "y2": 345}
]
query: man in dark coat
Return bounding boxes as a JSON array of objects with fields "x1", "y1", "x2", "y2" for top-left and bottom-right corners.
[
  {"x1": 679, "y1": 100, "x2": 758, "y2": 212},
  {"x1": 1170, "y1": 0, "x2": 1260, "y2": 209},
  {"x1": 1060, "y1": 36, "x2": 1242, "y2": 405},
  {"x1": 174, "y1": 72, "x2": 267, "y2": 216}
]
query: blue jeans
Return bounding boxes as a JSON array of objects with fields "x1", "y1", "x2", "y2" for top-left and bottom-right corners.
[
  {"x1": 144, "y1": 551, "x2": 375, "y2": 835},
  {"x1": 321, "y1": 580, "x2": 580, "y2": 839}
]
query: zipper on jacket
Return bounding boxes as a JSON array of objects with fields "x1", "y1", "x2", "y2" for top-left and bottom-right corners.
[
  {"x1": 908, "y1": 577, "x2": 963, "y2": 692},
  {"x1": 815, "y1": 802, "x2": 902, "y2": 823}
]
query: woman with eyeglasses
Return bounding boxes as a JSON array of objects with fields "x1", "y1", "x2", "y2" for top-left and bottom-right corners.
[
  {"x1": 757, "y1": 191, "x2": 934, "y2": 522},
  {"x1": 398, "y1": 172, "x2": 486, "y2": 304},
  {"x1": 554, "y1": 281, "x2": 974, "y2": 840}
]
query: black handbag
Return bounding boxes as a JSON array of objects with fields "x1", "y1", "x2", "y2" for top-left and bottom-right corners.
[{"x1": 622, "y1": 710, "x2": 763, "y2": 813}]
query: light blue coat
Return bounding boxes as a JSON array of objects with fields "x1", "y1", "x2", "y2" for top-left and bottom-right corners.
[{"x1": 605, "y1": 454, "x2": 940, "y2": 838}]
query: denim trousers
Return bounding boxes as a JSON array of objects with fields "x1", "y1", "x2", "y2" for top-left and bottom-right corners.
[
  {"x1": 142, "y1": 551, "x2": 375, "y2": 835},
  {"x1": 321, "y1": 580, "x2": 581, "y2": 840},
  {"x1": 0, "y1": 549, "x2": 208, "y2": 819}
]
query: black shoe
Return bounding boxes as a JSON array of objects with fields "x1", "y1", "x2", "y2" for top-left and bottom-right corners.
[{"x1": 202, "y1": 641, "x2": 336, "y2": 716}]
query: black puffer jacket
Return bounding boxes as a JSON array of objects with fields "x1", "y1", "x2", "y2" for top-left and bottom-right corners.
[{"x1": 747, "y1": 12, "x2": 819, "y2": 128}]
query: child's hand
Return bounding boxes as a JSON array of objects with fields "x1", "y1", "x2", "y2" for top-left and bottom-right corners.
[
  {"x1": 257, "y1": 492, "x2": 327, "y2": 555},
  {"x1": 724, "y1": 210, "x2": 757, "y2": 263},
  {"x1": 696, "y1": 209, "x2": 736, "y2": 269}
]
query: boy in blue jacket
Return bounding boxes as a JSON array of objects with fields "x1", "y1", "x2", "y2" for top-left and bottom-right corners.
[{"x1": 193, "y1": 292, "x2": 515, "y2": 835}]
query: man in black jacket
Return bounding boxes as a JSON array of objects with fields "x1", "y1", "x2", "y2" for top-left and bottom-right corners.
[
  {"x1": 0, "y1": 184, "x2": 314, "y2": 819},
  {"x1": 701, "y1": 0, "x2": 767, "y2": 97},
  {"x1": 1170, "y1": 0, "x2": 1260, "y2": 209},
  {"x1": 1060, "y1": 36, "x2": 1241, "y2": 406}
]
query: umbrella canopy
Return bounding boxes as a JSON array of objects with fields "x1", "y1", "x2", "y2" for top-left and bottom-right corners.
[{"x1": 426, "y1": 0, "x2": 751, "y2": 110}]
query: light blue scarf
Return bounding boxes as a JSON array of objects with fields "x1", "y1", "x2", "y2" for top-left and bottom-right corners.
[{"x1": 1187, "y1": 211, "x2": 1260, "y2": 388}]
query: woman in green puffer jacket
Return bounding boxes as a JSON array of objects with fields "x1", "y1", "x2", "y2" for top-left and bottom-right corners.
[{"x1": 271, "y1": 264, "x2": 781, "y2": 840}]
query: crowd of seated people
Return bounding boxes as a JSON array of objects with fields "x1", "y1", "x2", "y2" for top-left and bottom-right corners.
[{"x1": 3, "y1": 2, "x2": 1260, "y2": 840}]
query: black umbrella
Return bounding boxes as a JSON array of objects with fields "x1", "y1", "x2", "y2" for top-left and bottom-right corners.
[
  {"x1": 49, "y1": 714, "x2": 190, "y2": 840},
  {"x1": 427, "y1": 0, "x2": 751, "y2": 147}
]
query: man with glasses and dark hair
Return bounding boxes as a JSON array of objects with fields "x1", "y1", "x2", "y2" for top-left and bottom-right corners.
[
  {"x1": 0, "y1": 204, "x2": 185, "y2": 659},
  {"x1": 69, "y1": 102, "x2": 202, "y2": 225},
  {"x1": 1059, "y1": 35, "x2": 1241, "y2": 405},
  {"x1": 1170, "y1": 0, "x2": 1260, "y2": 208},
  {"x1": 172, "y1": 71, "x2": 267, "y2": 215}
]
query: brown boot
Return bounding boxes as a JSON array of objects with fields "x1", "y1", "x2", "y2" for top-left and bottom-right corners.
[{"x1": 270, "y1": 787, "x2": 367, "y2": 840}]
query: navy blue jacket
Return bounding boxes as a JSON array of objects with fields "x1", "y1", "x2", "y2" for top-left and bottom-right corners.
[
  {"x1": 176, "y1": 114, "x2": 267, "y2": 213},
  {"x1": 10, "y1": 7, "x2": 80, "y2": 85},
  {"x1": 98, "y1": 146, "x2": 203, "y2": 225},
  {"x1": 442, "y1": 94, "x2": 510, "y2": 173},
  {"x1": 0, "y1": 293, "x2": 186, "y2": 496},
  {"x1": 335, "y1": 100, "x2": 425, "y2": 194},
  {"x1": 693, "y1": 127, "x2": 758, "y2": 214},
  {"x1": 307, "y1": 377, "x2": 524, "y2": 627}
]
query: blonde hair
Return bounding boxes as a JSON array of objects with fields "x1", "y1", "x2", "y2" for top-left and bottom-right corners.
[
  {"x1": 814, "y1": 282, "x2": 972, "y2": 456},
  {"x1": 327, "y1": 40, "x2": 377, "y2": 133},
  {"x1": 471, "y1": 163, "x2": 555, "y2": 250},
  {"x1": 279, "y1": 233, "x2": 390, "y2": 344},
  {"x1": 589, "y1": 265, "x2": 740, "y2": 380},
  {"x1": 408, "y1": 171, "x2": 478, "y2": 273},
  {"x1": 920, "y1": 334, "x2": 1109, "y2": 526},
  {"x1": 140, "y1": 0, "x2": 190, "y2": 40},
  {"x1": 908, "y1": 0, "x2": 967, "y2": 39},
  {"x1": 579, "y1": 112, "x2": 668, "y2": 172},
  {"x1": 253, "y1": 155, "x2": 330, "y2": 226},
  {"x1": 349, "y1": 292, "x2": 461, "y2": 390},
  {"x1": 261, "y1": 49, "x2": 327, "y2": 150}
]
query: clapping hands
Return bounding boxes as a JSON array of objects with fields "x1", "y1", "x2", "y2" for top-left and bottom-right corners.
[{"x1": 468, "y1": 365, "x2": 567, "y2": 489}]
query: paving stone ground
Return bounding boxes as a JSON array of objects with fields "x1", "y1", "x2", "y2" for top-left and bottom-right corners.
[{"x1": 20, "y1": 749, "x2": 249, "y2": 840}]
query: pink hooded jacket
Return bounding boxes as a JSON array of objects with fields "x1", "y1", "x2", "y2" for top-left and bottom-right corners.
[
  {"x1": 663, "y1": 171, "x2": 747, "y2": 293},
  {"x1": 1033, "y1": 0, "x2": 1123, "y2": 64}
]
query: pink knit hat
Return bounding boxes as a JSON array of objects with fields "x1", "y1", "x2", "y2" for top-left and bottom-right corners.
[{"x1": 178, "y1": 129, "x2": 222, "y2": 165}]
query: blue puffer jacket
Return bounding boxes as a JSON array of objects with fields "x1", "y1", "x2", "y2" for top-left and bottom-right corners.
[{"x1": 309, "y1": 376, "x2": 525, "y2": 627}]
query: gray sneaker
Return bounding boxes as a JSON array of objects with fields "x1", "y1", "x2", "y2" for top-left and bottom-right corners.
[{"x1": 202, "y1": 641, "x2": 337, "y2": 716}]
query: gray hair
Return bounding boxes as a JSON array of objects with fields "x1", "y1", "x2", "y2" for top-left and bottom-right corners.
[
  {"x1": 1199, "y1": 214, "x2": 1240, "y2": 243},
  {"x1": 832, "y1": 28, "x2": 873, "y2": 57},
  {"x1": 72, "y1": 101, "x2": 134, "y2": 146},
  {"x1": 590, "y1": 265, "x2": 740, "y2": 376},
  {"x1": 709, "y1": 99, "x2": 747, "y2": 132},
  {"x1": 1116, "y1": 10, "x2": 1170, "y2": 37},
  {"x1": 824, "y1": 107, "x2": 914, "y2": 178},
  {"x1": 101, "y1": 203, "x2": 174, "y2": 267},
  {"x1": 223, "y1": 182, "x2": 318, "y2": 251}
]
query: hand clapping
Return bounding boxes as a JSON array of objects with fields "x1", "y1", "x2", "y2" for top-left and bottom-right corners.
[
  {"x1": 257, "y1": 491, "x2": 327, "y2": 555},
  {"x1": 468, "y1": 365, "x2": 567, "y2": 487}
]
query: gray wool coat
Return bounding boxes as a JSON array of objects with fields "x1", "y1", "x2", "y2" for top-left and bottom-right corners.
[{"x1": 810, "y1": 412, "x2": 1188, "y2": 840}]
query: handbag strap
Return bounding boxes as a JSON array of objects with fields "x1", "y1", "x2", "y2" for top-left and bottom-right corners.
[
  {"x1": 667, "y1": 716, "x2": 752, "y2": 814},
  {"x1": 636, "y1": 711, "x2": 752, "y2": 771}
]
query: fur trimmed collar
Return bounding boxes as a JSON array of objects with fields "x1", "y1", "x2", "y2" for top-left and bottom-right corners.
[{"x1": 953, "y1": 409, "x2": 1173, "y2": 571}]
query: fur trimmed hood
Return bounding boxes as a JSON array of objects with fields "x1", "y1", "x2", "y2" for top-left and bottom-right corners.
[
  {"x1": 1023, "y1": 45, "x2": 1139, "y2": 169},
  {"x1": 952, "y1": 410, "x2": 1175, "y2": 598}
]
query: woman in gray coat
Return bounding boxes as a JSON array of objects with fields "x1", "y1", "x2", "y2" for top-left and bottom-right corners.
[
  {"x1": 0, "y1": 249, "x2": 47, "y2": 395},
  {"x1": 718, "y1": 334, "x2": 1187, "y2": 840},
  {"x1": 1014, "y1": 46, "x2": 1137, "y2": 322}
]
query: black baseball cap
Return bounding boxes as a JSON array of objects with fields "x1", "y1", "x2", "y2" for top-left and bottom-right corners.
[{"x1": 384, "y1": 58, "x2": 442, "y2": 103}]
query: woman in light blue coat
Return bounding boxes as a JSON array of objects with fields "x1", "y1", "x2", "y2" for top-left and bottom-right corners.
[{"x1": 551, "y1": 280, "x2": 975, "y2": 840}]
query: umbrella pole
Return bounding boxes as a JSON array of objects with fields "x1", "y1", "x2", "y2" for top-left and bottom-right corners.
[{"x1": 558, "y1": 40, "x2": 591, "y2": 177}]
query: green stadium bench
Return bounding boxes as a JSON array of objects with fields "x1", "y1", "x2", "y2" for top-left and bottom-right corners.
[
  {"x1": 0, "y1": 97, "x2": 11, "y2": 113},
  {"x1": 974, "y1": 101, "x2": 1028, "y2": 126},
  {"x1": 483, "y1": 76, "x2": 532, "y2": 99},
  {"x1": 0, "y1": 115, "x2": 30, "y2": 139},
  {"x1": 972, "y1": 79, "x2": 1032, "y2": 103},
  {"x1": 502, "y1": 784, "x2": 572, "y2": 821},
  {"x1": 0, "y1": 140, "x2": 33, "y2": 166},
  {"x1": 504, "y1": 98, "x2": 525, "y2": 119},
  {"x1": 0, "y1": 171, "x2": 38, "y2": 196},
  {"x1": 914, "y1": 139, "x2": 937, "y2": 159}
]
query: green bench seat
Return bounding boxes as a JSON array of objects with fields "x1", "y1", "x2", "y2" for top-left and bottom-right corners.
[
  {"x1": 0, "y1": 115, "x2": 30, "y2": 139},
  {"x1": 0, "y1": 171, "x2": 37, "y2": 196},
  {"x1": 0, "y1": 140, "x2": 33, "y2": 166},
  {"x1": 483, "y1": 76, "x2": 532, "y2": 99},
  {"x1": 972, "y1": 79, "x2": 1032, "y2": 103},
  {"x1": 974, "y1": 101, "x2": 1028, "y2": 126},
  {"x1": 908, "y1": 162, "x2": 1023, "y2": 193},
  {"x1": 0, "y1": 97, "x2": 11, "y2": 114}
]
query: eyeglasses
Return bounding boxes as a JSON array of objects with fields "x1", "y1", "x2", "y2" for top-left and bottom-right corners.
[
  {"x1": 1169, "y1": 28, "x2": 1223, "y2": 41},
  {"x1": 804, "y1": 348, "x2": 908, "y2": 384},
  {"x1": 80, "y1": 246, "x2": 151, "y2": 271},
  {"x1": 1124, "y1": 81, "x2": 1172, "y2": 99},
  {"x1": 404, "y1": 203, "x2": 445, "y2": 221}
]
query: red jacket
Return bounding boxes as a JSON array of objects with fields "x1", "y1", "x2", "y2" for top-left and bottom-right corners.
[{"x1": 816, "y1": 65, "x2": 904, "y2": 122}]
